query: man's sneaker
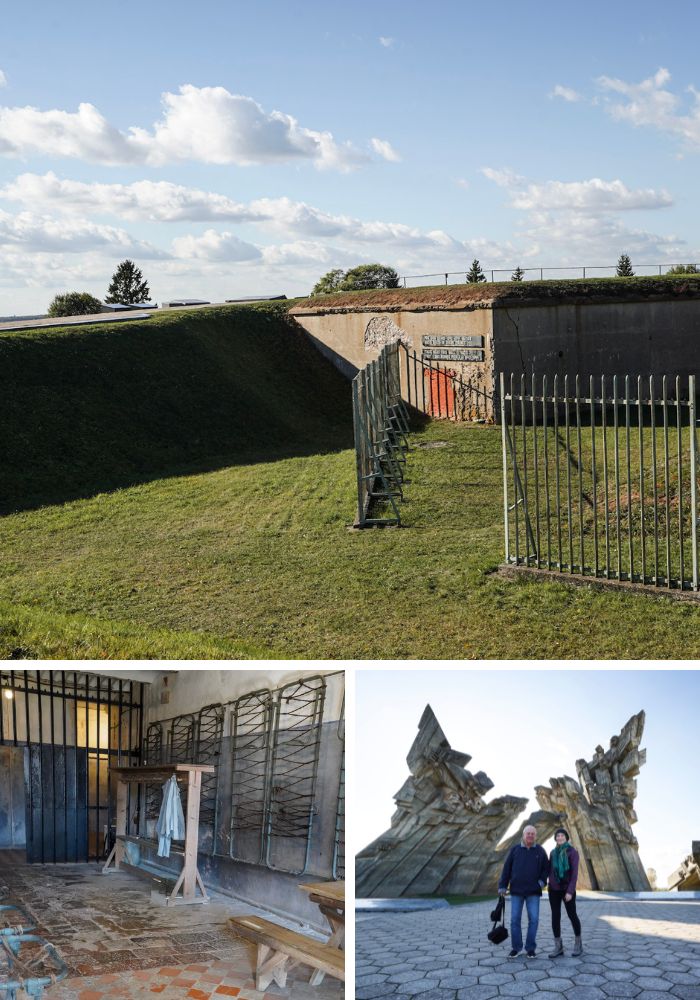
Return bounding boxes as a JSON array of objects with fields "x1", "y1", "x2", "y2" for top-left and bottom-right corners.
[
  {"x1": 526, "y1": 949, "x2": 537, "y2": 958},
  {"x1": 508, "y1": 949, "x2": 521, "y2": 959}
]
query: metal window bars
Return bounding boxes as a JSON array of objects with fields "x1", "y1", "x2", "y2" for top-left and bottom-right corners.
[
  {"x1": 142, "y1": 675, "x2": 335, "y2": 878},
  {"x1": 352, "y1": 342, "x2": 410, "y2": 527},
  {"x1": 265, "y1": 676, "x2": 326, "y2": 874},
  {"x1": 501, "y1": 372, "x2": 699, "y2": 592},
  {"x1": 0, "y1": 671, "x2": 143, "y2": 864},
  {"x1": 332, "y1": 699, "x2": 344, "y2": 881},
  {"x1": 196, "y1": 705, "x2": 225, "y2": 828},
  {"x1": 229, "y1": 690, "x2": 274, "y2": 865}
]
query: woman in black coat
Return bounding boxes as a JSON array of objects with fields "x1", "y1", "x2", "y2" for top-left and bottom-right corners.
[{"x1": 548, "y1": 827, "x2": 583, "y2": 957}]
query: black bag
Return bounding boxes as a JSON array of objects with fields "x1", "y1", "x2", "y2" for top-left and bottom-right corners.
[{"x1": 487, "y1": 895, "x2": 509, "y2": 945}]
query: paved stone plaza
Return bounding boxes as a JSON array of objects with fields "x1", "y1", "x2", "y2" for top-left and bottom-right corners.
[{"x1": 356, "y1": 894, "x2": 700, "y2": 999}]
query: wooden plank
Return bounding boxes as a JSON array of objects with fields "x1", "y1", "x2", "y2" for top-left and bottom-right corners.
[
  {"x1": 183, "y1": 769, "x2": 202, "y2": 899},
  {"x1": 299, "y1": 880, "x2": 345, "y2": 906},
  {"x1": 229, "y1": 916, "x2": 345, "y2": 981},
  {"x1": 110, "y1": 764, "x2": 214, "y2": 778}
]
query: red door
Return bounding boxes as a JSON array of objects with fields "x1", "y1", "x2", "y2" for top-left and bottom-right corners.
[{"x1": 426, "y1": 368, "x2": 456, "y2": 418}]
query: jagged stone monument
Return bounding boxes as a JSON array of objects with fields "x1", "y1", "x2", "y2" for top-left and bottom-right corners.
[
  {"x1": 668, "y1": 843, "x2": 700, "y2": 890},
  {"x1": 356, "y1": 705, "x2": 529, "y2": 897},
  {"x1": 357, "y1": 706, "x2": 651, "y2": 897},
  {"x1": 535, "y1": 711, "x2": 650, "y2": 891}
]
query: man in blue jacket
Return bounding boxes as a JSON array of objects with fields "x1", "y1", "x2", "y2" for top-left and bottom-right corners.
[{"x1": 498, "y1": 825, "x2": 550, "y2": 958}]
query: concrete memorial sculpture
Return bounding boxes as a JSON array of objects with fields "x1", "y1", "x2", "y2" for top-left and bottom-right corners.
[
  {"x1": 357, "y1": 707, "x2": 650, "y2": 897},
  {"x1": 356, "y1": 705, "x2": 528, "y2": 897},
  {"x1": 535, "y1": 711, "x2": 650, "y2": 891},
  {"x1": 668, "y1": 842, "x2": 700, "y2": 890}
]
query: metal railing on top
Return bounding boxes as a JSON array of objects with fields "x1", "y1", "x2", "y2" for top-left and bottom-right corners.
[
  {"x1": 501, "y1": 372, "x2": 699, "y2": 592},
  {"x1": 399, "y1": 264, "x2": 700, "y2": 287}
]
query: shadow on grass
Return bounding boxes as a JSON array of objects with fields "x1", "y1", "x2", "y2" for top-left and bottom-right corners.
[{"x1": 1, "y1": 307, "x2": 354, "y2": 515}]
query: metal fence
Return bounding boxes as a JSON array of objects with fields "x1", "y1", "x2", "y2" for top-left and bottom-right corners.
[
  {"x1": 352, "y1": 342, "x2": 410, "y2": 527},
  {"x1": 501, "y1": 373, "x2": 699, "y2": 592},
  {"x1": 401, "y1": 345, "x2": 492, "y2": 422},
  {"x1": 400, "y1": 263, "x2": 700, "y2": 287}
]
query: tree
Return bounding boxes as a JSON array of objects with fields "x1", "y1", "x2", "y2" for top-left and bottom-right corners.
[
  {"x1": 511, "y1": 266, "x2": 525, "y2": 282},
  {"x1": 667, "y1": 264, "x2": 698, "y2": 275},
  {"x1": 312, "y1": 268, "x2": 346, "y2": 295},
  {"x1": 341, "y1": 263, "x2": 400, "y2": 290},
  {"x1": 466, "y1": 259, "x2": 486, "y2": 283},
  {"x1": 105, "y1": 259, "x2": 150, "y2": 304},
  {"x1": 47, "y1": 291, "x2": 102, "y2": 317},
  {"x1": 616, "y1": 254, "x2": 635, "y2": 277}
]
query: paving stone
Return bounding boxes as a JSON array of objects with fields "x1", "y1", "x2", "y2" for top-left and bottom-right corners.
[
  {"x1": 356, "y1": 987, "x2": 399, "y2": 1000},
  {"x1": 477, "y1": 972, "x2": 514, "y2": 985},
  {"x1": 601, "y1": 984, "x2": 642, "y2": 997},
  {"x1": 437, "y1": 977, "x2": 479, "y2": 989},
  {"x1": 396, "y1": 981, "x2": 442, "y2": 995},
  {"x1": 539, "y1": 978, "x2": 576, "y2": 991},
  {"x1": 408, "y1": 991, "x2": 458, "y2": 1000},
  {"x1": 358, "y1": 974, "x2": 391, "y2": 986},
  {"x1": 390, "y1": 972, "x2": 430, "y2": 984},
  {"x1": 455, "y1": 988, "x2": 500, "y2": 1000},
  {"x1": 498, "y1": 983, "x2": 539, "y2": 996},
  {"x1": 566, "y1": 989, "x2": 607, "y2": 1000}
]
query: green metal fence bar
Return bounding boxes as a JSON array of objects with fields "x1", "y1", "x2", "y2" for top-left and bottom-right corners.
[{"x1": 501, "y1": 370, "x2": 700, "y2": 594}]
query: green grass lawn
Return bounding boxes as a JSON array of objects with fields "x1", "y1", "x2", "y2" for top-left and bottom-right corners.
[{"x1": 2, "y1": 419, "x2": 700, "y2": 659}]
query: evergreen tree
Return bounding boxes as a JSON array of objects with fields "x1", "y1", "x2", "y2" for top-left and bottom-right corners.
[
  {"x1": 105, "y1": 260, "x2": 150, "y2": 304},
  {"x1": 667, "y1": 264, "x2": 698, "y2": 275},
  {"x1": 511, "y1": 266, "x2": 525, "y2": 282},
  {"x1": 466, "y1": 259, "x2": 486, "y2": 283},
  {"x1": 616, "y1": 254, "x2": 635, "y2": 277}
]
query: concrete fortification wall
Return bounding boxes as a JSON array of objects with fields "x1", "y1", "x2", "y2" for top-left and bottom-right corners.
[{"x1": 292, "y1": 279, "x2": 700, "y2": 417}]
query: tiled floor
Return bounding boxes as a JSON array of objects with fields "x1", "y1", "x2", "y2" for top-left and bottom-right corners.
[{"x1": 0, "y1": 854, "x2": 342, "y2": 1000}]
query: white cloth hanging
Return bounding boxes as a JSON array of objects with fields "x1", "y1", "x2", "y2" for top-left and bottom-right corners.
[{"x1": 156, "y1": 775, "x2": 186, "y2": 857}]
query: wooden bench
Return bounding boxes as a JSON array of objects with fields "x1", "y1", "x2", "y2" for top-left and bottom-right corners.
[{"x1": 229, "y1": 915, "x2": 345, "y2": 990}]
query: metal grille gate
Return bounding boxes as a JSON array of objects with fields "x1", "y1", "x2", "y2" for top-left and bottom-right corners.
[
  {"x1": 0, "y1": 671, "x2": 144, "y2": 863},
  {"x1": 501, "y1": 372, "x2": 700, "y2": 591}
]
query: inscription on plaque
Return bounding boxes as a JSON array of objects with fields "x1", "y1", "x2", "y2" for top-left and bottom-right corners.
[
  {"x1": 422, "y1": 348, "x2": 484, "y2": 362},
  {"x1": 422, "y1": 335, "x2": 484, "y2": 348}
]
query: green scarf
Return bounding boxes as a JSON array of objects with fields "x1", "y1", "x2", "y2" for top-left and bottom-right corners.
[{"x1": 552, "y1": 842, "x2": 571, "y2": 882}]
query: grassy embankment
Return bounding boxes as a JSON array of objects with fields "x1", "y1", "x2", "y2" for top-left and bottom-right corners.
[{"x1": 2, "y1": 289, "x2": 700, "y2": 658}]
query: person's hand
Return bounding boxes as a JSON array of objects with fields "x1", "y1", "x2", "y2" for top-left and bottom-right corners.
[
  {"x1": 498, "y1": 889, "x2": 507, "y2": 896},
  {"x1": 565, "y1": 893, "x2": 572, "y2": 902}
]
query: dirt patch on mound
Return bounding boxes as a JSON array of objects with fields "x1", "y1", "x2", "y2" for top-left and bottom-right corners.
[{"x1": 290, "y1": 275, "x2": 700, "y2": 314}]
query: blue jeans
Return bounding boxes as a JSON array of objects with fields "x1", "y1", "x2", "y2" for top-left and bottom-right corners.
[{"x1": 510, "y1": 894, "x2": 540, "y2": 952}]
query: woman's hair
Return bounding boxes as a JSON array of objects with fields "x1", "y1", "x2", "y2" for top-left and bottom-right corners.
[{"x1": 554, "y1": 827, "x2": 570, "y2": 841}]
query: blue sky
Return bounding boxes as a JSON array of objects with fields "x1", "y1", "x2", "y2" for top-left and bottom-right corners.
[
  {"x1": 356, "y1": 670, "x2": 700, "y2": 887},
  {"x1": 2, "y1": 0, "x2": 700, "y2": 312}
]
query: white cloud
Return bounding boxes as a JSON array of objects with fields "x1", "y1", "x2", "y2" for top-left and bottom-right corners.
[
  {"x1": 550, "y1": 84, "x2": 581, "y2": 103},
  {"x1": 370, "y1": 137, "x2": 401, "y2": 162},
  {"x1": 171, "y1": 229, "x2": 262, "y2": 262},
  {"x1": 483, "y1": 167, "x2": 672, "y2": 213},
  {"x1": 0, "y1": 84, "x2": 377, "y2": 171},
  {"x1": 379, "y1": 37, "x2": 395, "y2": 48},
  {"x1": 0, "y1": 70, "x2": 7, "y2": 89},
  {"x1": 597, "y1": 67, "x2": 700, "y2": 149},
  {"x1": 1, "y1": 172, "x2": 267, "y2": 223},
  {"x1": 0, "y1": 207, "x2": 166, "y2": 256},
  {"x1": 455, "y1": 178, "x2": 470, "y2": 190},
  {"x1": 512, "y1": 178, "x2": 672, "y2": 213},
  {"x1": 481, "y1": 166, "x2": 526, "y2": 189}
]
